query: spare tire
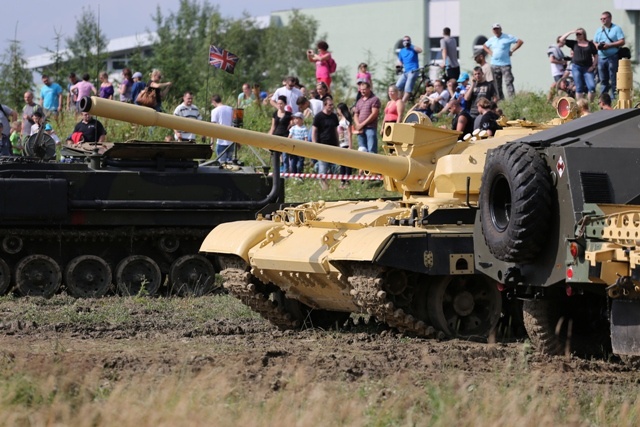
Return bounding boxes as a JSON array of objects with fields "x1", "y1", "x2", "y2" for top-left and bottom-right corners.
[{"x1": 479, "y1": 143, "x2": 552, "y2": 263}]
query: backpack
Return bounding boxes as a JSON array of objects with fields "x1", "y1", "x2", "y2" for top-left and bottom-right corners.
[{"x1": 328, "y1": 57, "x2": 337, "y2": 74}]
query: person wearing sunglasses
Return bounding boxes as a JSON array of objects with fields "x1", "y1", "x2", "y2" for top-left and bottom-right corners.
[
  {"x1": 559, "y1": 28, "x2": 598, "y2": 102},
  {"x1": 594, "y1": 11, "x2": 626, "y2": 99}
]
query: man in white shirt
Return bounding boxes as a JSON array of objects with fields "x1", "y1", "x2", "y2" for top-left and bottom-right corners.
[
  {"x1": 270, "y1": 76, "x2": 303, "y2": 113},
  {"x1": 210, "y1": 94, "x2": 234, "y2": 163}
]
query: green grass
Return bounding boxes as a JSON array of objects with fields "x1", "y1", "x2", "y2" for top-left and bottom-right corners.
[{"x1": 0, "y1": 294, "x2": 259, "y2": 328}]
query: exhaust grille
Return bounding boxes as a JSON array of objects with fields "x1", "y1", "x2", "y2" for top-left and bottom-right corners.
[{"x1": 580, "y1": 172, "x2": 612, "y2": 203}]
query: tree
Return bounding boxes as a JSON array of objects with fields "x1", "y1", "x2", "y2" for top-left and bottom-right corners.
[
  {"x1": 148, "y1": 2, "x2": 318, "y2": 109},
  {"x1": 42, "y1": 28, "x2": 70, "y2": 86},
  {"x1": 150, "y1": 0, "x2": 217, "y2": 102},
  {"x1": 65, "y1": 6, "x2": 109, "y2": 79},
  {"x1": 0, "y1": 26, "x2": 33, "y2": 109},
  {"x1": 256, "y1": 10, "x2": 318, "y2": 90}
]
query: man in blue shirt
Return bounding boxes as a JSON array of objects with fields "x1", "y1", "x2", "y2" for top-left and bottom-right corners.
[
  {"x1": 594, "y1": 11, "x2": 626, "y2": 99},
  {"x1": 39, "y1": 75, "x2": 63, "y2": 118},
  {"x1": 396, "y1": 35, "x2": 423, "y2": 103},
  {"x1": 483, "y1": 24, "x2": 524, "y2": 100}
]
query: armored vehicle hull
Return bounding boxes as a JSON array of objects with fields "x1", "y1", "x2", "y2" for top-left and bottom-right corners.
[
  {"x1": 476, "y1": 108, "x2": 640, "y2": 357},
  {"x1": 0, "y1": 141, "x2": 282, "y2": 298}
]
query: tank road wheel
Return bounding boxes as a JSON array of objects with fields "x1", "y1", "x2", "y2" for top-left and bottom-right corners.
[
  {"x1": 427, "y1": 275, "x2": 502, "y2": 340},
  {"x1": 64, "y1": 255, "x2": 113, "y2": 298},
  {"x1": 523, "y1": 296, "x2": 610, "y2": 357},
  {"x1": 480, "y1": 143, "x2": 552, "y2": 263},
  {"x1": 15, "y1": 255, "x2": 62, "y2": 298},
  {"x1": 0, "y1": 258, "x2": 11, "y2": 295},
  {"x1": 2, "y1": 236, "x2": 23, "y2": 254},
  {"x1": 169, "y1": 255, "x2": 216, "y2": 296},
  {"x1": 115, "y1": 255, "x2": 162, "y2": 296}
]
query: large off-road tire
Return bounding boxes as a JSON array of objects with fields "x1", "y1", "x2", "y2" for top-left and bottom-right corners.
[
  {"x1": 480, "y1": 143, "x2": 552, "y2": 263},
  {"x1": 523, "y1": 296, "x2": 610, "y2": 357}
]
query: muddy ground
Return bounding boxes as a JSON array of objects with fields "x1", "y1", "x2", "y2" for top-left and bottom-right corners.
[{"x1": 0, "y1": 295, "x2": 636, "y2": 393}]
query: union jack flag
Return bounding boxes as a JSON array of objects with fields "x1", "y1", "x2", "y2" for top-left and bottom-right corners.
[{"x1": 209, "y1": 45, "x2": 239, "y2": 74}]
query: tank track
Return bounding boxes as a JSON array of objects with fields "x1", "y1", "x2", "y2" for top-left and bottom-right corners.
[
  {"x1": 348, "y1": 264, "x2": 437, "y2": 338},
  {"x1": 218, "y1": 256, "x2": 300, "y2": 330}
]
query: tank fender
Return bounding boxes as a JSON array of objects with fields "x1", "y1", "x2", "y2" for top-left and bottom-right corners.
[
  {"x1": 200, "y1": 220, "x2": 277, "y2": 262},
  {"x1": 328, "y1": 227, "x2": 419, "y2": 262}
]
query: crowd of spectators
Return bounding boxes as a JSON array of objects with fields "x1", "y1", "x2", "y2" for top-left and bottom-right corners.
[{"x1": 0, "y1": 11, "x2": 627, "y2": 192}]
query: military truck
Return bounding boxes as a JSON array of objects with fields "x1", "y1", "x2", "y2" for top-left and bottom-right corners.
[
  {"x1": 80, "y1": 95, "x2": 552, "y2": 340},
  {"x1": 474, "y1": 58, "x2": 640, "y2": 358},
  {"x1": 0, "y1": 131, "x2": 282, "y2": 298}
]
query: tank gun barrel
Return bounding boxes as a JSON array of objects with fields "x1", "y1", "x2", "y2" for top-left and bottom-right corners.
[{"x1": 80, "y1": 97, "x2": 416, "y2": 181}]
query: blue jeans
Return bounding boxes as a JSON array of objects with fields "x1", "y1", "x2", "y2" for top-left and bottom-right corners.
[
  {"x1": 396, "y1": 69, "x2": 419, "y2": 94},
  {"x1": 216, "y1": 143, "x2": 235, "y2": 163},
  {"x1": 598, "y1": 54, "x2": 619, "y2": 98},
  {"x1": 317, "y1": 160, "x2": 334, "y2": 174},
  {"x1": 572, "y1": 63, "x2": 596, "y2": 96},
  {"x1": 357, "y1": 128, "x2": 378, "y2": 153}
]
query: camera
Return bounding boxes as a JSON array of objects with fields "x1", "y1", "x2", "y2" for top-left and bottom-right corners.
[
  {"x1": 395, "y1": 65, "x2": 403, "y2": 75},
  {"x1": 598, "y1": 42, "x2": 606, "y2": 50}
]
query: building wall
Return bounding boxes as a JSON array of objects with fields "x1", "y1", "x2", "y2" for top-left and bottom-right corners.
[
  {"x1": 275, "y1": 0, "x2": 638, "y2": 94},
  {"x1": 459, "y1": 0, "x2": 638, "y2": 93}
]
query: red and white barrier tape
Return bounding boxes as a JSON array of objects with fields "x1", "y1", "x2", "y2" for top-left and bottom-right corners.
[{"x1": 269, "y1": 172, "x2": 383, "y2": 181}]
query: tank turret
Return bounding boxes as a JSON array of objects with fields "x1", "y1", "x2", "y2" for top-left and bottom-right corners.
[{"x1": 80, "y1": 96, "x2": 546, "y2": 340}]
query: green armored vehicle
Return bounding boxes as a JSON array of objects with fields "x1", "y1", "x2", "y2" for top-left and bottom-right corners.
[{"x1": 0, "y1": 125, "x2": 282, "y2": 298}]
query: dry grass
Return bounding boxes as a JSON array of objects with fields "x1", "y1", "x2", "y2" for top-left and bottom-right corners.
[{"x1": 0, "y1": 342, "x2": 638, "y2": 427}]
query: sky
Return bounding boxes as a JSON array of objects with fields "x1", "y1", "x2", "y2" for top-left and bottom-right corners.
[{"x1": 3, "y1": 0, "x2": 383, "y2": 58}]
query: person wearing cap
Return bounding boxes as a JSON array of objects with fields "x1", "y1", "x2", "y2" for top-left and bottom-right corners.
[
  {"x1": 288, "y1": 112, "x2": 309, "y2": 174},
  {"x1": 483, "y1": 23, "x2": 523, "y2": 99},
  {"x1": 131, "y1": 71, "x2": 146, "y2": 105},
  {"x1": 44, "y1": 123, "x2": 61, "y2": 145},
  {"x1": 455, "y1": 73, "x2": 470, "y2": 111},
  {"x1": 473, "y1": 49, "x2": 493, "y2": 83},
  {"x1": 440, "y1": 27, "x2": 460, "y2": 82},
  {"x1": 353, "y1": 78, "x2": 381, "y2": 153},
  {"x1": 396, "y1": 35, "x2": 423, "y2": 103}
]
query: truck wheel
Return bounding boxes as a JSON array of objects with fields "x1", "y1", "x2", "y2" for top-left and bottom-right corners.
[
  {"x1": 480, "y1": 143, "x2": 552, "y2": 263},
  {"x1": 522, "y1": 299, "x2": 566, "y2": 355},
  {"x1": 523, "y1": 296, "x2": 610, "y2": 357}
]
